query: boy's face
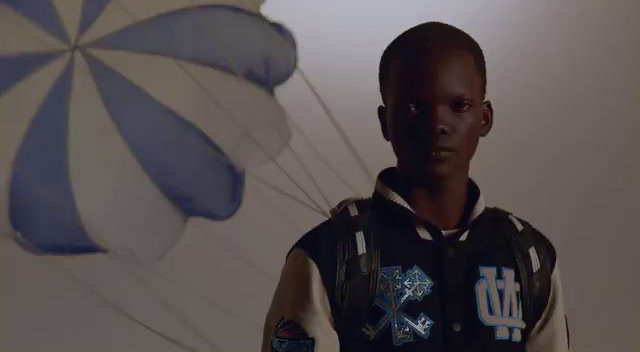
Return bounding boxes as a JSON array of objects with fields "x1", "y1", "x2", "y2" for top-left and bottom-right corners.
[{"x1": 378, "y1": 47, "x2": 493, "y2": 185}]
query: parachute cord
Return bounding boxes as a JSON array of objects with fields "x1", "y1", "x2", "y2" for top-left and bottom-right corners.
[
  {"x1": 35, "y1": 257, "x2": 202, "y2": 352},
  {"x1": 296, "y1": 68, "x2": 375, "y2": 187},
  {"x1": 106, "y1": 183, "x2": 309, "y2": 335},
  {"x1": 249, "y1": 173, "x2": 327, "y2": 217},
  {"x1": 190, "y1": 222, "x2": 280, "y2": 282},
  {"x1": 259, "y1": 159, "x2": 330, "y2": 217},
  {"x1": 111, "y1": 250, "x2": 265, "y2": 331},
  {"x1": 286, "y1": 145, "x2": 333, "y2": 211},
  {"x1": 112, "y1": 241, "x2": 270, "y2": 333},
  {"x1": 248, "y1": 180, "x2": 307, "y2": 234},
  {"x1": 107, "y1": 253, "x2": 222, "y2": 352},
  {"x1": 289, "y1": 120, "x2": 365, "y2": 198},
  {"x1": 210, "y1": 58, "x2": 331, "y2": 217}
]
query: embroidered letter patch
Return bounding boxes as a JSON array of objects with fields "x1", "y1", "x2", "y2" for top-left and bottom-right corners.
[
  {"x1": 362, "y1": 265, "x2": 434, "y2": 345},
  {"x1": 475, "y1": 267, "x2": 526, "y2": 342}
]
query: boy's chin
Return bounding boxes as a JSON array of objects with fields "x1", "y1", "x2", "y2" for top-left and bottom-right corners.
[{"x1": 400, "y1": 163, "x2": 454, "y2": 187}]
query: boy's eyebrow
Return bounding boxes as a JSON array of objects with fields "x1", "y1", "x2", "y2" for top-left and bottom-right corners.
[
  {"x1": 404, "y1": 90, "x2": 475, "y2": 102},
  {"x1": 447, "y1": 91, "x2": 475, "y2": 100}
]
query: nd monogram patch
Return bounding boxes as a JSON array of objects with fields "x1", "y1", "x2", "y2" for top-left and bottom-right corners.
[
  {"x1": 362, "y1": 265, "x2": 434, "y2": 345},
  {"x1": 475, "y1": 267, "x2": 527, "y2": 342}
]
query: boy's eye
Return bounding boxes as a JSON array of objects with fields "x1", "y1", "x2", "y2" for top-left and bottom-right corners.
[
  {"x1": 403, "y1": 103, "x2": 421, "y2": 119},
  {"x1": 407, "y1": 103, "x2": 419, "y2": 115},
  {"x1": 451, "y1": 100, "x2": 472, "y2": 113}
]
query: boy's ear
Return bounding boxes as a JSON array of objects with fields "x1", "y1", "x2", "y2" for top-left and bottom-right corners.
[
  {"x1": 480, "y1": 101, "x2": 493, "y2": 137},
  {"x1": 378, "y1": 105, "x2": 390, "y2": 141}
]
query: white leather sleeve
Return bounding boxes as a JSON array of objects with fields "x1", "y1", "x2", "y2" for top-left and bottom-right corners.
[
  {"x1": 262, "y1": 248, "x2": 340, "y2": 352},
  {"x1": 526, "y1": 262, "x2": 571, "y2": 352}
]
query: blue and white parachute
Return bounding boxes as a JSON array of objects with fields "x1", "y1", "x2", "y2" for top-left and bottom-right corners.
[
  {"x1": 0, "y1": 1, "x2": 374, "y2": 351},
  {"x1": 0, "y1": 0, "x2": 297, "y2": 263}
]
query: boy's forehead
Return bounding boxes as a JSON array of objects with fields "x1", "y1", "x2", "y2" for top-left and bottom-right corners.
[
  {"x1": 389, "y1": 46, "x2": 474, "y2": 76},
  {"x1": 386, "y1": 48, "x2": 480, "y2": 92}
]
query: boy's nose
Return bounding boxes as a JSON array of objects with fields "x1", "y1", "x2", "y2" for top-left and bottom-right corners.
[
  {"x1": 436, "y1": 124, "x2": 451, "y2": 135},
  {"x1": 417, "y1": 104, "x2": 452, "y2": 136}
]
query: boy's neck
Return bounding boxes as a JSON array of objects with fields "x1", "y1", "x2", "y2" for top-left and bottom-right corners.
[{"x1": 404, "y1": 174, "x2": 469, "y2": 231}]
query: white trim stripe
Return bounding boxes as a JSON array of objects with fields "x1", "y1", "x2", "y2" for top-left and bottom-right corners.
[
  {"x1": 442, "y1": 229, "x2": 457, "y2": 236},
  {"x1": 415, "y1": 226, "x2": 433, "y2": 240},
  {"x1": 529, "y1": 247, "x2": 541, "y2": 273},
  {"x1": 509, "y1": 214, "x2": 524, "y2": 232},
  {"x1": 459, "y1": 229, "x2": 470, "y2": 241},
  {"x1": 347, "y1": 202, "x2": 359, "y2": 217},
  {"x1": 355, "y1": 231, "x2": 366, "y2": 255},
  {"x1": 375, "y1": 180, "x2": 413, "y2": 213},
  {"x1": 346, "y1": 202, "x2": 366, "y2": 254}
]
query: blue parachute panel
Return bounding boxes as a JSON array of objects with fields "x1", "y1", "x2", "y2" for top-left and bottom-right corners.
[
  {"x1": 9, "y1": 61, "x2": 103, "y2": 254},
  {"x1": 83, "y1": 52, "x2": 245, "y2": 221},
  {"x1": 87, "y1": 5, "x2": 297, "y2": 90},
  {"x1": 0, "y1": 52, "x2": 60, "y2": 95},
  {"x1": 3, "y1": 0, "x2": 70, "y2": 44}
]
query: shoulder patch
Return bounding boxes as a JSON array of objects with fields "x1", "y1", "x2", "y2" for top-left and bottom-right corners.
[{"x1": 271, "y1": 318, "x2": 315, "y2": 352}]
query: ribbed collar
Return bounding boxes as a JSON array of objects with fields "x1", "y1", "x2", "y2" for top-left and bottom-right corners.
[{"x1": 371, "y1": 167, "x2": 486, "y2": 237}]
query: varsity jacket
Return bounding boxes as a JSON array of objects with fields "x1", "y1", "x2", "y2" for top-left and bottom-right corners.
[{"x1": 262, "y1": 167, "x2": 570, "y2": 352}]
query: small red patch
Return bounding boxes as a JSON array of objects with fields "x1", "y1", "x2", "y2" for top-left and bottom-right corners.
[
  {"x1": 275, "y1": 319, "x2": 309, "y2": 339},
  {"x1": 272, "y1": 318, "x2": 315, "y2": 352}
]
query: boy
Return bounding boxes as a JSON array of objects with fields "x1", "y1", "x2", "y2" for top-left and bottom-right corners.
[{"x1": 262, "y1": 21, "x2": 570, "y2": 352}]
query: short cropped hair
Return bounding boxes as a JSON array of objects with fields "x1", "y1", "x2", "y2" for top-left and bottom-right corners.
[{"x1": 378, "y1": 22, "x2": 487, "y2": 101}]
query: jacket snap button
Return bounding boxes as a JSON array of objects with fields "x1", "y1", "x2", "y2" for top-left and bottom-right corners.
[{"x1": 447, "y1": 247, "x2": 456, "y2": 257}]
